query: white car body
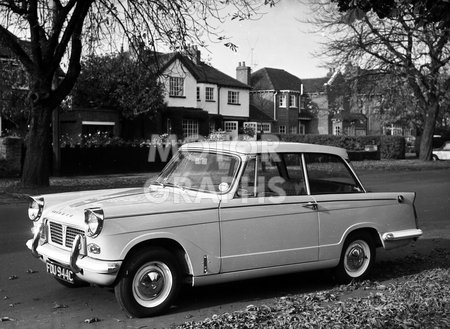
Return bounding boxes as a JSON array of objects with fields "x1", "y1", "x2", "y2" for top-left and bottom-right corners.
[
  {"x1": 26, "y1": 141, "x2": 422, "y2": 317},
  {"x1": 433, "y1": 141, "x2": 450, "y2": 160}
]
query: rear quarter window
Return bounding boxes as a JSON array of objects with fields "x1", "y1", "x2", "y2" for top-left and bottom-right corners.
[{"x1": 304, "y1": 153, "x2": 362, "y2": 194}]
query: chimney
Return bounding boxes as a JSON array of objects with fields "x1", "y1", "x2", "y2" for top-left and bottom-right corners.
[
  {"x1": 184, "y1": 45, "x2": 201, "y2": 64},
  {"x1": 236, "y1": 61, "x2": 251, "y2": 85}
]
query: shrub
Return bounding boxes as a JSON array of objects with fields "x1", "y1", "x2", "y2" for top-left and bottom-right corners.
[{"x1": 262, "y1": 134, "x2": 405, "y2": 160}]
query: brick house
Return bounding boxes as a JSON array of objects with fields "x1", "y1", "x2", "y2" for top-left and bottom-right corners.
[
  {"x1": 301, "y1": 77, "x2": 331, "y2": 134},
  {"x1": 303, "y1": 63, "x2": 414, "y2": 137},
  {"x1": 302, "y1": 66, "x2": 369, "y2": 136},
  {"x1": 239, "y1": 65, "x2": 311, "y2": 134}
]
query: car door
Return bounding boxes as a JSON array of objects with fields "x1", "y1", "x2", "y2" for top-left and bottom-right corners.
[
  {"x1": 302, "y1": 153, "x2": 368, "y2": 261},
  {"x1": 219, "y1": 153, "x2": 319, "y2": 273}
]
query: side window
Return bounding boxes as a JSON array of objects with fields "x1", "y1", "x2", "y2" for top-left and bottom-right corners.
[
  {"x1": 237, "y1": 153, "x2": 306, "y2": 197},
  {"x1": 304, "y1": 153, "x2": 362, "y2": 194}
]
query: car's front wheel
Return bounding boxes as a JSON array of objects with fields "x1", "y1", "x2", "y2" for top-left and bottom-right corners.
[
  {"x1": 432, "y1": 154, "x2": 439, "y2": 161},
  {"x1": 114, "y1": 248, "x2": 181, "y2": 318},
  {"x1": 334, "y1": 233, "x2": 375, "y2": 283}
]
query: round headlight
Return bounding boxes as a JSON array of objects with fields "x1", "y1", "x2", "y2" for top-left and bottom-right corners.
[
  {"x1": 28, "y1": 197, "x2": 44, "y2": 221},
  {"x1": 84, "y1": 208, "x2": 104, "y2": 237}
]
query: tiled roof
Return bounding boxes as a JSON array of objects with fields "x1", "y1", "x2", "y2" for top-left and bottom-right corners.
[
  {"x1": 159, "y1": 53, "x2": 250, "y2": 89},
  {"x1": 249, "y1": 105, "x2": 274, "y2": 122},
  {"x1": 250, "y1": 67, "x2": 302, "y2": 91},
  {"x1": 302, "y1": 77, "x2": 329, "y2": 93}
]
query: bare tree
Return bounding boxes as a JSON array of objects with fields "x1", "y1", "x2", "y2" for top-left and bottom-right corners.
[
  {"x1": 0, "y1": 0, "x2": 275, "y2": 187},
  {"x1": 306, "y1": 0, "x2": 450, "y2": 160}
]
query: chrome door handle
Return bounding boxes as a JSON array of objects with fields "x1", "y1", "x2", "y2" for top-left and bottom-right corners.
[{"x1": 303, "y1": 201, "x2": 318, "y2": 210}]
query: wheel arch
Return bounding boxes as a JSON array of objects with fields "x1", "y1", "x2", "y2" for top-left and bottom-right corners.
[
  {"x1": 343, "y1": 226, "x2": 383, "y2": 248},
  {"x1": 114, "y1": 238, "x2": 193, "y2": 286}
]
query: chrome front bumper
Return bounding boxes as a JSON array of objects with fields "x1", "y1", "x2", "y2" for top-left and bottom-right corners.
[{"x1": 26, "y1": 229, "x2": 122, "y2": 286}]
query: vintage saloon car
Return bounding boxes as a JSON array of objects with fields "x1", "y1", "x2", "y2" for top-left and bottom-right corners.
[
  {"x1": 26, "y1": 141, "x2": 422, "y2": 317},
  {"x1": 432, "y1": 141, "x2": 450, "y2": 161}
]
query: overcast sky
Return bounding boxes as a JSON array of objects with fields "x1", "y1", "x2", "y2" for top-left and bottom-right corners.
[{"x1": 204, "y1": 0, "x2": 330, "y2": 80}]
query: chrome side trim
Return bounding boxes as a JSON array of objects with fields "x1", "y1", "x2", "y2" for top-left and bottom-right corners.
[{"x1": 382, "y1": 229, "x2": 423, "y2": 241}]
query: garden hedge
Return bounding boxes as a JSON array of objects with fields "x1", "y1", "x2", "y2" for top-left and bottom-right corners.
[{"x1": 261, "y1": 134, "x2": 405, "y2": 160}]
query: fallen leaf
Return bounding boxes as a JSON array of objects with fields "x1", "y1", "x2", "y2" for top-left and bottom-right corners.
[
  {"x1": 26, "y1": 269, "x2": 38, "y2": 274},
  {"x1": 0, "y1": 316, "x2": 16, "y2": 322},
  {"x1": 8, "y1": 275, "x2": 18, "y2": 280},
  {"x1": 84, "y1": 317, "x2": 101, "y2": 323},
  {"x1": 52, "y1": 302, "x2": 69, "y2": 310}
]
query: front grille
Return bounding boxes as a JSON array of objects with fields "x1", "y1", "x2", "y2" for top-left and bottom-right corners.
[{"x1": 49, "y1": 221, "x2": 84, "y2": 249}]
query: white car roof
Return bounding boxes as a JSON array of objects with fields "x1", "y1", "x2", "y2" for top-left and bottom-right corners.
[{"x1": 181, "y1": 141, "x2": 349, "y2": 159}]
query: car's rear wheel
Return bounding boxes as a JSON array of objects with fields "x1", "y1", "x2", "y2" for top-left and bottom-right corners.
[
  {"x1": 334, "y1": 233, "x2": 375, "y2": 283},
  {"x1": 114, "y1": 248, "x2": 181, "y2": 318}
]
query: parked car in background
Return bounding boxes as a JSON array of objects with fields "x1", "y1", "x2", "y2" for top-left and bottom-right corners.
[
  {"x1": 432, "y1": 141, "x2": 450, "y2": 160},
  {"x1": 26, "y1": 141, "x2": 423, "y2": 318}
]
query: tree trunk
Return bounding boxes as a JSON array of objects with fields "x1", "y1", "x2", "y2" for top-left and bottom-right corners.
[
  {"x1": 419, "y1": 100, "x2": 440, "y2": 161},
  {"x1": 21, "y1": 103, "x2": 53, "y2": 187}
]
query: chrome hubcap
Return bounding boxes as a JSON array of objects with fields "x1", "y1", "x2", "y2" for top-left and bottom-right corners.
[
  {"x1": 347, "y1": 245, "x2": 366, "y2": 271},
  {"x1": 133, "y1": 262, "x2": 172, "y2": 307},
  {"x1": 344, "y1": 240, "x2": 370, "y2": 278}
]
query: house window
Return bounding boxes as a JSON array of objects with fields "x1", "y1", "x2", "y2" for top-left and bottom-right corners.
[
  {"x1": 169, "y1": 77, "x2": 184, "y2": 97},
  {"x1": 279, "y1": 94, "x2": 287, "y2": 108},
  {"x1": 257, "y1": 122, "x2": 271, "y2": 133},
  {"x1": 290, "y1": 126, "x2": 297, "y2": 134},
  {"x1": 196, "y1": 87, "x2": 200, "y2": 101},
  {"x1": 206, "y1": 87, "x2": 214, "y2": 101},
  {"x1": 182, "y1": 119, "x2": 199, "y2": 139},
  {"x1": 224, "y1": 121, "x2": 238, "y2": 132},
  {"x1": 228, "y1": 91, "x2": 239, "y2": 104},
  {"x1": 279, "y1": 125, "x2": 286, "y2": 134},
  {"x1": 289, "y1": 95, "x2": 297, "y2": 108},
  {"x1": 334, "y1": 126, "x2": 341, "y2": 135}
]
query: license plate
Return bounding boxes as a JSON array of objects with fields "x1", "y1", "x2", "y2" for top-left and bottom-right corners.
[{"x1": 46, "y1": 261, "x2": 74, "y2": 284}]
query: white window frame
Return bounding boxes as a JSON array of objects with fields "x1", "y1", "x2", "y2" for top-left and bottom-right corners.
[
  {"x1": 290, "y1": 126, "x2": 297, "y2": 134},
  {"x1": 169, "y1": 76, "x2": 184, "y2": 97},
  {"x1": 279, "y1": 125, "x2": 286, "y2": 134},
  {"x1": 227, "y1": 91, "x2": 240, "y2": 104},
  {"x1": 257, "y1": 122, "x2": 271, "y2": 133},
  {"x1": 196, "y1": 87, "x2": 200, "y2": 101},
  {"x1": 206, "y1": 87, "x2": 215, "y2": 101},
  {"x1": 279, "y1": 94, "x2": 287, "y2": 108},
  {"x1": 182, "y1": 119, "x2": 199, "y2": 138},
  {"x1": 224, "y1": 121, "x2": 238, "y2": 132},
  {"x1": 289, "y1": 95, "x2": 297, "y2": 108}
]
